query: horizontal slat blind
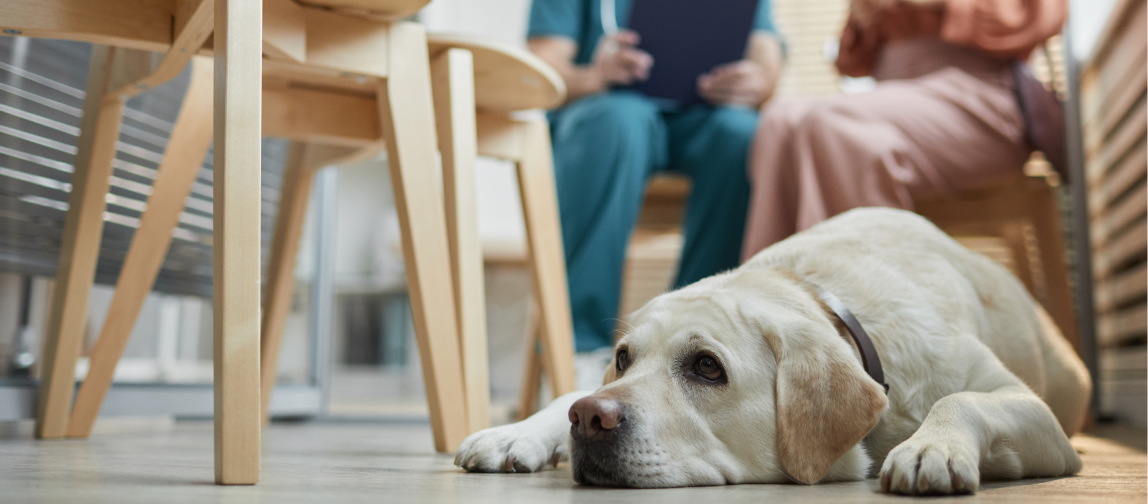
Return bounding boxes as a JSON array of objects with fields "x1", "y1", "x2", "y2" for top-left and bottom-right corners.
[
  {"x1": 0, "y1": 37, "x2": 288, "y2": 298},
  {"x1": 1081, "y1": 0, "x2": 1147, "y2": 425},
  {"x1": 773, "y1": 0, "x2": 849, "y2": 98}
]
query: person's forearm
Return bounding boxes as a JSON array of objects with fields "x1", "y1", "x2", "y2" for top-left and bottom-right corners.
[
  {"x1": 941, "y1": 0, "x2": 1066, "y2": 58},
  {"x1": 557, "y1": 65, "x2": 608, "y2": 104},
  {"x1": 746, "y1": 32, "x2": 784, "y2": 108},
  {"x1": 528, "y1": 38, "x2": 609, "y2": 106}
]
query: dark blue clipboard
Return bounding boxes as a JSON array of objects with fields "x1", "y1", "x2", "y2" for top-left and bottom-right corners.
[{"x1": 621, "y1": 0, "x2": 760, "y2": 108}]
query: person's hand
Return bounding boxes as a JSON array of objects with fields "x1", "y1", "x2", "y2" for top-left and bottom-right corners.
[
  {"x1": 850, "y1": 0, "x2": 895, "y2": 27},
  {"x1": 697, "y1": 60, "x2": 772, "y2": 108},
  {"x1": 836, "y1": 17, "x2": 882, "y2": 77},
  {"x1": 592, "y1": 30, "x2": 654, "y2": 87}
]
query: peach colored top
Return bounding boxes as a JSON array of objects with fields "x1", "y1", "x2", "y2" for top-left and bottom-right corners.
[{"x1": 836, "y1": 0, "x2": 1067, "y2": 77}]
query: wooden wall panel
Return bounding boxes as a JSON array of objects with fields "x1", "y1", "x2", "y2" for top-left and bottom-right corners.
[{"x1": 1082, "y1": 0, "x2": 1148, "y2": 426}]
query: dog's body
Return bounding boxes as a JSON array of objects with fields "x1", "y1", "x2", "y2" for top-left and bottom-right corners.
[{"x1": 455, "y1": 208, "x2": 1091, "y2": 495}]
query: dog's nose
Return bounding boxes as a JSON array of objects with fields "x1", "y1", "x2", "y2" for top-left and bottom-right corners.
[{"x1": 569, "y1": 396, "x2": 624, "y2": 440}]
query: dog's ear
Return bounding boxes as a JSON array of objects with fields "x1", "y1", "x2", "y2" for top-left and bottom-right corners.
[{"x1": 766, "y1": 322, "x2": 887, "y2": 484}]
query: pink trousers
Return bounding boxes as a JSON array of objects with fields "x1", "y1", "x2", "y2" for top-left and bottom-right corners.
[{"x1": 741, "y1": 38, "x2": 1033, "y2": 260}]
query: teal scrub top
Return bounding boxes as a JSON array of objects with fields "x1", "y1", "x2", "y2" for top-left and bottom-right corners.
[{"x1": 528, "y1": 0, "x2": 778, "y2": 65}]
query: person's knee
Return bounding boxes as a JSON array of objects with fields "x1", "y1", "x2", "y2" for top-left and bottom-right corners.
[
  {"x1": 707, "y1": 106, "x2": 759, "y2": 149},
  {"x1": 760, "y1": 99, "x2": 814, "y2": 134},
  {"x1": 795, "y1": 102, "x2": 855, "y2": 143},
  {"x1": 694, "y1": 107, "x2": 759, "y2": 179}
]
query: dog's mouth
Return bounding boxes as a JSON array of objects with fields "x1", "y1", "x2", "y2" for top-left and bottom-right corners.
[
  {"x1": 570, "y1": 450, "x2": 636, "y2": 487},
  {"x1": 569, "y1": 423, "x2": 671, "y2": 488}
]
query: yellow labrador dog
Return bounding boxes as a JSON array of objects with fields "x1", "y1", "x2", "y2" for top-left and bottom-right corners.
[{"x1": 455, "y1": 208, "x2": 1090, "y2": 495}]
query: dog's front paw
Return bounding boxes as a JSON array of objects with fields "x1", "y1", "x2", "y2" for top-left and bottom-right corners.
[
  {"x1": 454, "y1": 423, "x2": 563, "y2": 473},
  {"x1": 879, "y1": 438, "x2": 979, "y2": 495}
]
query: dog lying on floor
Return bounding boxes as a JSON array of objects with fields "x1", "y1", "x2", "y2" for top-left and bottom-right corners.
[{"x1": 454, "y1": 208, "x2": 1091, "y2": 495}]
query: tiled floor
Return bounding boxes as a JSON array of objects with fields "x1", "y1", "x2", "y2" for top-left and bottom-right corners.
[{"x1": 1, "y1": 420, "x2": 1144, "y2": 503}]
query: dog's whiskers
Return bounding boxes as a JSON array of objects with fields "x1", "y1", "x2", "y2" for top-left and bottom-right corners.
[{"x1": 606, "y1": 318, "x2": 636, "y2": 339}]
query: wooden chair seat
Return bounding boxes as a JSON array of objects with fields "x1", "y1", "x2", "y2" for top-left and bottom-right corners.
[
  {"x1": 429, "y1": 34, "x2": 565, "y2": 112},
  {"x1": 260, "y1": 34, "x2": 567, "y2": 144}
]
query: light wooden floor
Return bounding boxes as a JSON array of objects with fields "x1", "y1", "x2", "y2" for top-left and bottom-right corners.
[{"x1": 0, "y1": 420, "x2": 1144, "y2": 503}]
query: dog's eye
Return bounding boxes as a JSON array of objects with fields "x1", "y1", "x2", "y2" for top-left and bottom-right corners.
[
  {"x1": 616, "y1": 349, "x2": 630, "y2": 373},
  {"x1": 693, "y1": 356, "x2": 724, "y2": 382}
]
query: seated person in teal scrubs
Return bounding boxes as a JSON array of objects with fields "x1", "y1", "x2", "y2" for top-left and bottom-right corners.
[{"x1": 527, "y1": 0, "x2": 784, "y2": 386}]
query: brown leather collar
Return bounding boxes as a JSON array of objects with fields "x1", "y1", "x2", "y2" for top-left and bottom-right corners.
[{"x1": 812, "y1": 284, "x2": 889, "y2": 394}]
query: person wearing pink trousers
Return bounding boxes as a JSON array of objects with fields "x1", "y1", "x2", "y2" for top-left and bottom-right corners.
[{"x1": 741, "y1": 0, "x2": 1067, "y2": 259}]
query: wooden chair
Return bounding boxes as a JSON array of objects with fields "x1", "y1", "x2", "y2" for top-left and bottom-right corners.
[
  {"x1": 593, "y1": 171, "x2": 1080, "y2": 360},
  {"x1": 2, "y1": 0, "x2": 531, "y2": 485},
  {"x1": 435, "y1": 35, "x2": 579, "y2": 427},
  {"x1": 257, "y1": 34, "x2": 577, "y2": 435},
  {"x1": 5, "y1": 0, "x2": 265, "y2": 484},
  {"x1": 916, "y1": 174, "x2": 1079, "y2": 351},
  {"x1": 14, "y1": 0, "x2": 575, "y2": 463}
]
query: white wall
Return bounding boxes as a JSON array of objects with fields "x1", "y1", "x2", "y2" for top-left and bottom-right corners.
[
  {"x1": 1070, "y1": 0, "x2": 1121, "y2": 61},
  {"x1": 421, "y1": 0, "x2": 533, "y2": 45},
  {"x1": 329, "y1": 157, "x2": 404, "y2": 287}
]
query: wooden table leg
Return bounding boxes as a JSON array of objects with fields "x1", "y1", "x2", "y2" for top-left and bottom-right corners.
[
  {"x1": 378, "y1": 21, "x2": 468, "y2": 453},
  {"x1": 66, "y1": 56, "x2": 215, "y2": 439},
  {"x1": 36, "y1": 46, "x2": 128, "y2": 440},
  {"x1": 213, "y1": 0, "x2": 262, "y2": 485},
  {"x1": 431, "y1": 48, "x2": 490, "y2": 435}
]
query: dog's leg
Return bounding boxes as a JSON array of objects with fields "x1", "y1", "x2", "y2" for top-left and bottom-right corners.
[
  {"x1": 455, "y1": 391, "x2": 590, "y2": 473},
  {"x1": 878, "y1": 340, "x2": 1082, "y2": 495}
]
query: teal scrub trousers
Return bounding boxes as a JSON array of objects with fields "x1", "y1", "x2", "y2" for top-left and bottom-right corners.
[{"x1": 550, "y1": 90, "x2": 758, "y2": 352}]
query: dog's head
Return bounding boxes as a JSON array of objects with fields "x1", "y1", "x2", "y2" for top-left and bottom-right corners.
[{"x1": 568, "y1": 267, "x2": 888, "y2": 487}]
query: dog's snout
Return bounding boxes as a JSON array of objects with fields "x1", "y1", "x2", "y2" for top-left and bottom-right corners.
[{"x1": 569, "y1": 396, "x2": 624, "y2": 440}]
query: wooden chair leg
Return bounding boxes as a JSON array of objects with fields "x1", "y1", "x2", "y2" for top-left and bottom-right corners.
[
  {"x1": 36, "y1": 46, "x2": 130, "y2": 440},
  {"x1": 213, "y1": 0, "x2": 262, "y2": 485},
  {"x1": 998, "y1": 222, "x2": 1037, "y2": 296},
  {"x1": 1030, "y1": 189, "x2": 1080, "y2": 350},
  {"x1": 517, "y1": 304, "x2": 543, "y2": 421},
  {"x1": 515, "y1": 120, "x2": 576, "y2": 398},
  {"x1": 431, "y1": 48, "x2": 490, "y2": 434},
  {"x1": 260, "y1": 142, "x2": 375, "y2": 423},
  {"x1": 66, "y1": 56, "x2": 215, "y2": 439},
  {"x1": 260, "y1": 143, "x2": 316, "y2": 423},
  {"x1": 378, "y1": 21, "x2": 468, "y2": 452}
]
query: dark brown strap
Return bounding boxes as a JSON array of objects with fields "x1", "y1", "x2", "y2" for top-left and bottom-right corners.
[
  {"x1": 1012, "y1": 61, "x2": 1068, "y2": 183},
  {"x1": 814, "y1": 284, "x2": 888, "y2": 394}
]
